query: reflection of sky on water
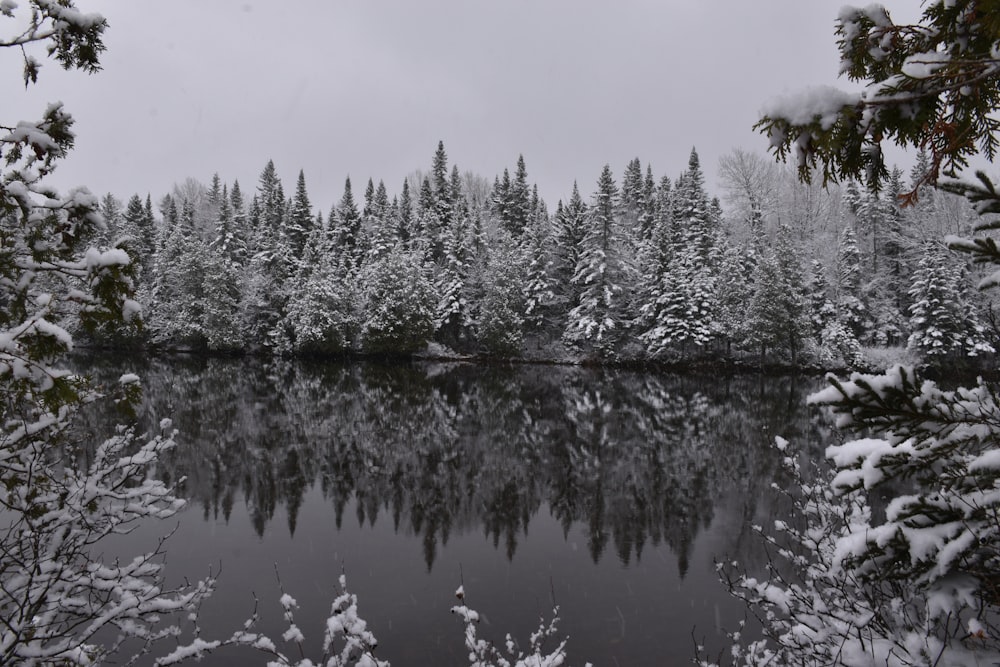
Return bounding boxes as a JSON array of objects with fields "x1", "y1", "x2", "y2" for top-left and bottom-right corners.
[{"x1": 84, "y1": 357, "x2": 831, "y2": 666}]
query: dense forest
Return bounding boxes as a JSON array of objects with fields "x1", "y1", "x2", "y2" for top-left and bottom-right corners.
[{"x1": 90, "y1": 142, "x2": 997, "y2": 368}]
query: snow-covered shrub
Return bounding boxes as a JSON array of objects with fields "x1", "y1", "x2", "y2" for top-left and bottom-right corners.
[
  {"x1": 286, "y1": 263, "x2": 357, "y2": 355},
  {"x1": 703, "y1": 428, "x2": 999, "y2": 666},
  {"x1": 476, "y1": 240, "x2": 526, "y2": 356},
  {"x1": 358, "y1": 247, "x2": 436, "y2": 355},
  {"x1": 451, "y1": 586, "x2": 591, "y2": 667},
  {"x1": 0, "y1": 6, "x2": 219, "y2": 662},
  {"x1": 817, "y1": 320, "x2": 865, "y2": 369},
  {"x1": 157, "y1": 575, "x2": 389, "y2": 667}
]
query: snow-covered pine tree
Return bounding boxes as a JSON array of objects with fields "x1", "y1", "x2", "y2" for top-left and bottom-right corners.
[
  {"x1": 619, "y1": 157, "x2": 644, "y2": 235},
  {"x1": 148, "y1": 210, "x2": 209, "y2": 347},
  {"x1": 803, "y1": 257, "x2": 836, "y2": 343},
  {"x1": 520, "y1": 197, "x2": 555, "y2": 336},
  {"x1": 359, "y1": 246, "x2": 435, "y2": 355},
  {"x1": 286, "y1": 251, "x2": 357, "y2": 355},
  {"x1": 907, "y1": 241, "x2": 994, "y2": 359},
  {"x1": 477, "y1": 233, "x2": 527, "y2": 356},
  {"x1": 240, "y1": 161, "x2": 295, "y2": 350},
  {"x1": 121, "y1": 193, "x2": 156, "y2": 276},
  {"x1": 744, "y1": 226, "x2": 809, "y2": 364},
  {"x1": 550, "y1": 183, "x2": 588, "y2": 323},
  {"x1": 507, "y1": 154, "x2": 531, "y2": 236},
  {"x1": 434, "y1": 192, "x2": 475, "y2": 350},
  {"x1": 637, "y1": 151, "x2": 718, "y2": 357},
  {"x1": 564, "y1": 165, "x2": 625, "y2": 354},
  {"x1": 711, "y1": 242, "x2": 756, "y2": 355},
  {"x1": 396, "y1": 177, "x2": 414, "y2": 245},
  {"x1": 331, "y1": 176, "x2": 364, "y2": 270},
  {"x1": 365, "y1": 179, "x2": 394, "y2": 260},
  {"x1": 286, "y1": 169, "x2": 314, "y2": 258},
  {"x1": 835, "y1": 224, "x2": 868, "y2": 342}
]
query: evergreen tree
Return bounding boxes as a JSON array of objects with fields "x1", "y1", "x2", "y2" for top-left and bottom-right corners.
[
  {"x1": 149, "y1": 214, "x2": 209, "y2": 347},
  {"x1": 434, "y1": 201, "x2": 475, "y2": 349},
  {"x1": 712, "y1": 242, "x2": 757, "y2": 353},
  {"x1": 286, "y1": 169, "x2": 314, "y2": 257},
  {"x1": 520, "y1": 204, "x2": 555, "y2": 334},
  {"x1": 551, "y1": 184, "x2": 588, "y2": 323},
  {"x1": 359, "y1": 247, "x2": 436, "y2": 354},
  {"x1": 620, "y1": 157, "x2": 644, "y2": 234},
  {"x1": 804, "y1": 257, "x2": 836, "y2": 342},
  {"x1": 121, "y1": 193, "x2": 156, "y2": 276},
  {"x1": 332, "y1": 176, "x2": 364, "y2": 269},
  {"x1": 508, "y1": 154, "x2": 531, "y2": 235},
  {"x1": 565, "y1": 165, "x2": 625, "y2": 353},
  {"x1": 673, "y1": 147, "x2": 718, "y2": 263},
  {"x1": 637, "y1": 151, "x2": 718, "y2": 357},
  {"x1": 477, "y1": 235, "x2": 527, "y2": 355},
  {"x1": 286, "y1": 252, "x2": 356, "y2": 355},
  {"x1": 907, "y1": 242, "x2": 994, "y2": 359},
  {"x1": 492, "y1": 168, "x2": 513, "y2": 234},
  {"x1": 745, "y1": 226, "x2": 809, "y2": 363},
  {"x1": 835, "y1": 225, "x2": 868, "y2": 341},
  {"x1": 256, "y1": 159, "x2": 284, "y2": 240},
  {"x1": 397, "y1": 178, "x2": 414, "y2": 244},
  {"x1": 430, "y1": 140, "x2": 453, "y2": 237}
]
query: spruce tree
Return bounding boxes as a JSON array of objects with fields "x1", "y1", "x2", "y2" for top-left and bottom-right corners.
[
  {"x1": 551, "y1": 183, "x2": 588, "y2": 321},
  {"x1": 565, "y1": 165, "x2": 625, "y2": 353},
  {"x1": 509, "y1": 154, "x2": 531, "y2": 235},
  {"x1": 397, "y1": 178, "x2": 414, "y2": 244},
  {"x1": 332, "y1": 176, "x2": 363, "y2": 269},
  {"x1": 907, "y1": 242, "x2": 994, "y2": 359},
  {"x1": 286, "y1": 169, "x2": 314, "y2": 257}
]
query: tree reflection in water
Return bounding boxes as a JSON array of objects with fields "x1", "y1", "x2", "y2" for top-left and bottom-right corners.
[{"x1": 73, "y1": 355, "x2": 831, "y2": 665}]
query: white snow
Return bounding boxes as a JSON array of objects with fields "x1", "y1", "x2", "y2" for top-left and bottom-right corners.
[{"x1": 760, "y1": 86, "x2": 860, "y2": 130}]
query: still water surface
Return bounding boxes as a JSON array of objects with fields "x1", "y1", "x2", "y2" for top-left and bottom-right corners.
[{"x1": 79, "y1": 356, "x2": 832, "y2": 666}]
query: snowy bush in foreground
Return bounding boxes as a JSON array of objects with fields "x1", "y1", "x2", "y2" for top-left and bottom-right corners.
[
  {"x1": 451, "y1": 586, "x2": 590, "y2": 667},
  {"x1": 714, "y1": 2, "x2": 1000, "y2": 659},
  {"x1": 156, "y1": 575, "x2": 388, "y2": 667},
  {"x1": 703, "y1": 425, "x2": 999, "y2": 666},
  {"x1": 0, "y1": 5, "x2": 227, "y2": 663}
]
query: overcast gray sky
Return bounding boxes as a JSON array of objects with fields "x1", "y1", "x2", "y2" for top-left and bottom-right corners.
[{"x1": 4, "y1": 1, "x2": 922, "y2": 213}]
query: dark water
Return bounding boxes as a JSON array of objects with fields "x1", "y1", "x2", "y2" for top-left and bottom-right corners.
[{"x1": 77, "y1": 355, "x2": 832, "y2": 666}]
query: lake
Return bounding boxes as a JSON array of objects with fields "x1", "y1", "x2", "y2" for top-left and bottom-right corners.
[{"x1": 77, "y1": 355, "x2": 833, "y2": 666}]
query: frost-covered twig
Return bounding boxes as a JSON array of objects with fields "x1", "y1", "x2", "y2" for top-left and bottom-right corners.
[
  {"x1": 157, "y1": 573, "x2": 389, "y2": 667},
  {"x1": 450, "y1": 584, "x2": 589, "y2": 667}
]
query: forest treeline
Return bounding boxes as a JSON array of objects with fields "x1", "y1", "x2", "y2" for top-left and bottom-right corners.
[{"x1": 90, "y1": 142, "x2": 998, "y2": 367}]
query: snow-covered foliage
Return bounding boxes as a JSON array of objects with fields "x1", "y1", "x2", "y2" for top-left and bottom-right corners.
[
  {"x1": 117, "y1": 134, "x2": 994, "y2": 368},
  {"x1": 756, "y1": 0, "x2": 1000, "y2": 193},
  {"x1": 702, "y1": 432, "x2": 999, "y2": 667},
  {"x1": 157, "y1": 575, "x2": 389, "y2": 667},
  {"x1": 451, "y1": 586, "x2": 590, "y2": 667},
  {"x1": 714, "y1": 4, "x2": 1000, "y2": 663},
  {"x1": 907, "y1": 242, "x2": 994, "y2": 358},
  {"x1": 563, "y1": 165, "x2": 626, "y2": 353},
  {"x1": 358, "y1": 246, "x2": 435, "y2": 355},
  {"x1": 286, "y1": 258, "x2": 356, "y2": 356},
  {"x1": 0, "y1": 4, "x2": 217, "y2": 663},
  {"x1": 477, "y1": 234, "x2": 526, "y2": 355}
]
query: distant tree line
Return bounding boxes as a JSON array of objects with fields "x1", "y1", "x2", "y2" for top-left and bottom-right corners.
[{"x1": 89, "y1": 141, "x2": 997, "y2": 367}]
